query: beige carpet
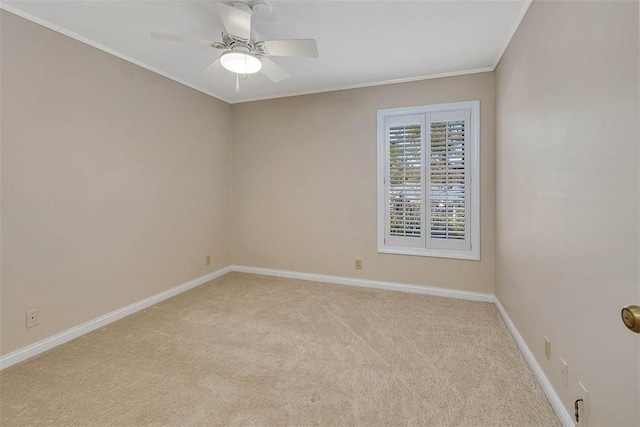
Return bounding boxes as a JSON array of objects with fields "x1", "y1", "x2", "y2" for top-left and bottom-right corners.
[{"x1": 0, "y1": 273, "x2": 560, "y2": 426}]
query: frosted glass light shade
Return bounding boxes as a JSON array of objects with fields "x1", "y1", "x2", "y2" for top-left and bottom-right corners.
[{"x1": 220, "y1": 51, "x2": 262, "y2": 74}]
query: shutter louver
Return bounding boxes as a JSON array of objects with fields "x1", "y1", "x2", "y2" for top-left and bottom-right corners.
[
  {"x1": 388, "y1": 123, "x2": 422, "y2": 238},
  {"x1": 429, "y1": 117, "x2": 468, "y2": 251}
]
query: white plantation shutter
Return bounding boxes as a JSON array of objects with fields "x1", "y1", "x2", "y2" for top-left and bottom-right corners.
[
  {"x1": 428, "y1": 110, "x2": 471, "y2": 251},
  {"x1": 384, "y1": 114, "x2": 425, "y2": 248},
  {"x1": 378, "y1": 101, "x2": 479, "y2": 260}
]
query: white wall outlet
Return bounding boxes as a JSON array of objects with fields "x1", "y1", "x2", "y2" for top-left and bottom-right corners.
[
  {"x1": 355, "y1": 259, "x2": 362, "y2": 270},
  {"x1": 25, "y1": 310, "x2": 39, "y2": 328},
  {"x1": 578, "y1": 381, "x2": 589, "y2": 426},
  {"x1": 544, "y1": 336, "x2": 551, "y2": 361},
  {"x1": 206, "y1": 255, "x2": 211, "y2": 266},
  {"x1": 560, "y1": 358, "x2": 568, "y2": 388}
]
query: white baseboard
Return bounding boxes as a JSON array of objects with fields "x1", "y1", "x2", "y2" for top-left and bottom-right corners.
[
  {"x1": 231, "y1": 265, "x2": 495, "y2": 303},
  {"x1": 0, "y1": 263, "x2": 571, "y2": 427},
  {"x1": 0, "y1": 266, "x2": 232, "y2": 370},
  {"x1": 494, "y1": 298, "x2": 574, "y2": 427},
  {"x1": 0, "y1": 265, "x2": 492, "y2": 370}
]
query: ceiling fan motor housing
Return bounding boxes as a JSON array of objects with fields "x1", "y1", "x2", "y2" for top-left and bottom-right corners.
[{"x1": 222, "y1": 33, "x2": 255, "y2": 52}]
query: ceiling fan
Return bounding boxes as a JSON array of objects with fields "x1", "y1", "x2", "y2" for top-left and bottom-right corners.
[{"x1": 151, "y1": 0, "x2": 318, "y2": 86}]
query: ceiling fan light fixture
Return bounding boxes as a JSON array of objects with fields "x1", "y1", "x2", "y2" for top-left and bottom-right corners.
[{"x1": 220, "y1": 51, "x2": 262, "y2": 74}]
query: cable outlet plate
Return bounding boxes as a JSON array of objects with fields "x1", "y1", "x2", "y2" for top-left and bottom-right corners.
[{"x1": 26, "y1": 309, "x2": 39, "y2": 328}]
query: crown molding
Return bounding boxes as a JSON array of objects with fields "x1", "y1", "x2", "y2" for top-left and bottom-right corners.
[
  {"x1": 492, "y1": 0, "x2": 532, "y2": 70},
  {"x1": 0, "y1": 3, "x2": 233, "y2": 103},
  {"x1": 1, "y1": 1, "x2": 531, "y2": 104}
]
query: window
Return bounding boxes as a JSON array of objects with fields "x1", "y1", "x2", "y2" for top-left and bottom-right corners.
[{"x1": 377, "y1": 101, "x2": 480, "y2": 260}]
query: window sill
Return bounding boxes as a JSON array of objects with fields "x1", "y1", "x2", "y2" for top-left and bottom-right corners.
[{"x1": 378, "y1": 246, "x2": 480, "y2": 261}]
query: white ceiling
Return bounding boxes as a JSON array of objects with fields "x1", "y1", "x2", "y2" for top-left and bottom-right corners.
[{"x1": 3, "y1": 0, "x2": 530, "y2": 103}]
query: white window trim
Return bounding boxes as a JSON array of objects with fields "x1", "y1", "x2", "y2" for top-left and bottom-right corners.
[{"x1": 377, "y1": 100, "x2": 480, "y2": 261}]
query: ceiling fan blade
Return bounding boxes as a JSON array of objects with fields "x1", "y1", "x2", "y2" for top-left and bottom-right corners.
[
  {"x1": 216, "y1": 3, "x2": 251, "y2": 41},
  {"x1": 259, "y1": 57, "x2": 291, "y2": 83},
  {"x1": 258, "y1": 39, "x2": 318, "y2": 57},
  {"x1": 151, "y1": 31, "x2": 225, "y2": 49}
]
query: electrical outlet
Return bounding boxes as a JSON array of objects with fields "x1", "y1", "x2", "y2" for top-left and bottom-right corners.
[
  {"x1": 578, "y1": 381, "x2": 589, "y2": 426},
  {"x1": 25, "y1": 310, "x2": 39, "y2": 328},
  {"x1": 544, "y1": 337, "x2": 551, "y2": 361},
  {"x1": 355, "y1": 259, "x2": 362, "y2": 270},
  {"x1": 206, "y1": 255, "x2": 211, "y2": 266},
  {"x1": 560, "y1": 358, "x2": 568, "y2": 388}
]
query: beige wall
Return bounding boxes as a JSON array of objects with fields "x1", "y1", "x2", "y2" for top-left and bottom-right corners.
[
  {"x1": 0, "y1": 12, "x2": 232, "y2": 355},
  {"x1": 7, "y1": 6, "x2": 636, "y2": 423},
  {"x1": 231, "y1": 73, "x2": 495, "y2": 294},
  {"x1": 495, "y1": 1, "x2": 639, "y2": 425}
]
